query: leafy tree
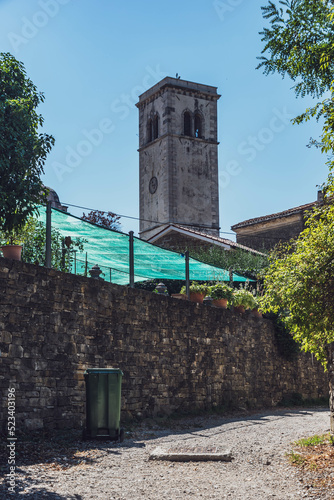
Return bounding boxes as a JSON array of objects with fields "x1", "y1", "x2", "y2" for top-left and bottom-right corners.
[
  {"x1": 260, "y1": 205, "x2": 334, "y2": 430},
  {"x1": 0, "y1": 53, "x2": 55, "y2": 240},
  {"x1": 261, "y1": 206, "x2": 334, "y2": 365},
  {"x1": 81, "y1": 210, "x2": 121, "y2": 231},
  {"x1": 185, "y1": 246, "x2": 268, "y2": 281},
  {"x1": 258, "y1": 1, "x2": 334, "y2": 429},
  {"x1": 257, "y1": 0, "x2": 334, "y2": 175}
]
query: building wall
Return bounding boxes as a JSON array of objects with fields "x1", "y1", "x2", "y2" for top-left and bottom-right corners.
[
  {"x1": 138, "y1": 89, "x2": 170, "y2": 238},
  {"x1": 152, "y1": 231, "x2": 228, "y2": 254},
  {"x1": 137, "y1": 78, "x2": 220, "y2": 240},
  {"x1": 0, "y1": 258, "x2": 328, "y2": 431},
  {"x1": 234, "y1": 214, "x2": 305, "y2": 251}
]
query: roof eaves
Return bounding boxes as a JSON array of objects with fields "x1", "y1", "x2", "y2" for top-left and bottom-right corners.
[{"x1": 231, "y1": 201, "x2": 316, "y2": 230}]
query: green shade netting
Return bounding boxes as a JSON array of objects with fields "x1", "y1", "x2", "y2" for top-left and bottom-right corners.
[{"x1": 37, "y1": 206, "x2": 250, "y2": 285}]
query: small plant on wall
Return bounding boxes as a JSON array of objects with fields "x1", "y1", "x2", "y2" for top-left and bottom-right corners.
[
  {"x1": 180, "y1": 282, "x2": 210, "y2": 303},
  {"x1": 209, "y1": 283, "x2": 233, "y2": 308},
  {"x1": 232, "y1": 288, "x2": 258, "y2": 312},
  {"x1": 209, "y1": 283, "x2": 233, "y2": 300}
]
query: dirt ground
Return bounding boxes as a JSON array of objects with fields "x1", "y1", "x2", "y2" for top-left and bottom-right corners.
[{"x1": 0, "y1": 407, "x2": 332, "y2": 499}]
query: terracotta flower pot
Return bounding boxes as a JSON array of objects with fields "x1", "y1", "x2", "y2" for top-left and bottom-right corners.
[
  {"x1": 1, "y1": 245, "x2": 22, "y2": 261},
  {"x1": 212, "y1": 298, "x2": 228, "y2": 308},
  {"x1": 190, "y1": 292, "x2": 205, "y2": 303},
  {"x1": 234, "y1": 305, "x2": 245, "y2": 313},
  {"x1": 251, "y1": 308, "x2": 262, "y2": 318}
]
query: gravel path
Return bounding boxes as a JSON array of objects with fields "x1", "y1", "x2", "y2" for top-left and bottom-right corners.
[{"x1": 1, "y1": 408, "x2": 331, "y2": 499}]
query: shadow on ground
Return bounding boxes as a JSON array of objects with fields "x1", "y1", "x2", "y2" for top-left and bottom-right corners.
[
  {"x1": 0, "y1": 474, "x2": 83, "y2": 499},
  {"x1": 0, "y1": 407, "x2": 330, "y2": 474}
]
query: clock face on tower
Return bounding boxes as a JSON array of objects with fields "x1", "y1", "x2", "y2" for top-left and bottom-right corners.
[{"x1": 149, "y1": 176, "x2": 158, "y2": 194}]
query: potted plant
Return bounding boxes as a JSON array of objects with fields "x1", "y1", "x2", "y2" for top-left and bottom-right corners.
[
  {"x1": 232, "y1": 289, "x2": 257, "y2": 313},
  {"x1": 0, "y1": 216, "x2": 38, "y2": 261},
  {"x1": 180, "y1": 282, "x2": 209, "y2": 303},
  {"x1": 209, "y1": 283, "x2": 233, "y2": 308},
  {"x1": 0, "y1": 228, "x2": 24, "y2": 260}
]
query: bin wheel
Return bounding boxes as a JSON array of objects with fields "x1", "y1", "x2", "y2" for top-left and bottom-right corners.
[{"x1": 119, "y1": 428, "x2": 125, "y2": 443}]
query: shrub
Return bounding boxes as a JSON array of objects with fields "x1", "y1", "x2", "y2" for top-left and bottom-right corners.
[
  {"x1": 180, "y1": 282, "x2": 209, "y2": 295},
  {"x1": 232, "y1": 289, "x2": 257, "y2": 309},
  {"x1": 209, "y1": 283, "x2": 233, "y2": 301}
]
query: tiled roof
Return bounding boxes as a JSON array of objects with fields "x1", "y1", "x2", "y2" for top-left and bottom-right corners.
[
  {"x1": 148, "y1": 224, "x2": 266, "y2": 256},
  {"x1": 231, "y1": 201, "x2": 316, "y2": 230}
]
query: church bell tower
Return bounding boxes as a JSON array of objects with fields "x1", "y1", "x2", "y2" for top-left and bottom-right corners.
[{"x1": 136, "y1": 77, "x2": 221, "y2": 240}]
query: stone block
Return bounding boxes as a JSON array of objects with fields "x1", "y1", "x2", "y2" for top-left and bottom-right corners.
[
  {"x1": 0, "y1": 331, "x2": 12, "y2": 343},
  {"x1": 8, "y1": 345, "x2": 23, "y2": 358},
  {"x1": 24, "y1": 418, "x2": 43, "y2": 430}
]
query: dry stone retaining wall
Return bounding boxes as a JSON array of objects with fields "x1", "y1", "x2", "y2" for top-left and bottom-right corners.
[{"x1": 0, "y1": 257, "x2": 328, "y2": 431}]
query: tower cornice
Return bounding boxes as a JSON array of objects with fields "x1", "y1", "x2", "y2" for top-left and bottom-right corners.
[{"x1": 136, "y1": 77, "x2": 221, "y2": 108}]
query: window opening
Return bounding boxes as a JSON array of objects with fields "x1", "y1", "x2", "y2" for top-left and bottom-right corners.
[
  {"x1": 147, "y1": 119, "x2": 153, "y2": 143},
  {"x1": 194, "y1": 113, "x2": 202, "y2": 138},
  {"x1": 153, "y1": 114, "x2": 159, "y2": 140},
  {"x1": 184, "y1": 112, "x2": 191, "y2": 136}
]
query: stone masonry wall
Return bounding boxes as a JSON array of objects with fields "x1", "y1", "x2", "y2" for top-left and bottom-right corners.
[
  {"x1": 0, "y1": 257, "x2": 328, "y2": 431},
  {"x1": 236, "y1": 222, "x2": 305, "y2": 252},
  {"x1": 234, "y1": 215, "x2": 306, "y2": 252}
]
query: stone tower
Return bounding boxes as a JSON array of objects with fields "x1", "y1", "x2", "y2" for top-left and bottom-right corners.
[{"x1": 136, "y1": 77, "x2": 220, "y2": 240}]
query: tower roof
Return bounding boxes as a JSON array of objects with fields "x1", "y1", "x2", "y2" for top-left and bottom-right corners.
[{"x1": 136, "y1": 76, "x2": 220, "y2": 106}]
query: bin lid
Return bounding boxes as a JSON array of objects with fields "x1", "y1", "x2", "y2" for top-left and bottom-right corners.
[{"x1": 84, "y1": 368, "x2": 123, "y2": 375}]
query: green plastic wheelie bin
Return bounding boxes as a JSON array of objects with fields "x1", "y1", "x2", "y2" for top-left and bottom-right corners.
[{"x1": 83, "y1": 368, "x2": 124, "y2": 441}]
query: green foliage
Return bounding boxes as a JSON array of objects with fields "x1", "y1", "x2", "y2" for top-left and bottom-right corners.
[
  {"x1": 0, "y1": 227, "x2": 24, "y2": 245},
  {"x1": 1, "y1": 217, "x2": 86, "y2": 272},
  {"x1": 0, "y1": 53, "x2": 55, "y2": 236},
  {"x1": 258, "y1": 1, "x2": 334, "y2": 98},
  {"x1": 81, "y1": 210, "x2": 121, "y2": 231},
  {"x1": 209, "y1": 283, "x2": 233, "y2": 300},
  {"x1": 295, "y1": 434, "x2": 327, "y2": 447},
  {"x1": 232, "y1": 288, "x2": 258, "y2": 309},
  {"x1": 258, "y1": 3, "x2": 334, "y2": 434},
  {"x1": 287, "y1": 451, "x2": 306, "y2": 466},
  {"x1": 180, "y1": 281, "x2": 210, "y2": 295},
  {"x1": 188, "y1": 246, "x2": 268, "y2": 281},
  {"x1": 260, "y1": 205, "x2": 334, "y2": 368},
  {"x1": 258, "y1": 1, "x2": 334, "y2": 176}
]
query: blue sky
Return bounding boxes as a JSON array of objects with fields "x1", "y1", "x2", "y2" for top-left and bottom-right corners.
[{"x1": 0, "y1": 0, "x2": 328, "y2": 238}]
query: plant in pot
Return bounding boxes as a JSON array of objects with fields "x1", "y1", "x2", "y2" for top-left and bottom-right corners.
[
  {"x1": 232, "y1": 289, "x2": 257, "y2": 313},
  {"x1": 180, "y1": 282, "x2": 209, "y2": 303},
  {"x1": 0, "y1": 225, "x2": 25, "y2": 260},
  {"x1": 209, "y1": 283, "x2": 233, "y2": 308},
  {"x1": 0, "y1": 210, "x2": 46, "y2": 261}
]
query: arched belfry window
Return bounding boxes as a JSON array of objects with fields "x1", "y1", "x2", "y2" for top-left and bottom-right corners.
[
  {"x1": 147, "y1": 114, "x2": 159, "y2": 143},
  {"x1": 147, "y1": 119, "x2": 153, "y2": 143},
  {"x1": 153, "y1": 114, "x2": 159, "y2": 140},
  {"x1": 184, "y1": 111, "x2": 191, "y2": 136},
  {"x1": 194, "y1": 113, "x2": 202, "y2": 138}
]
